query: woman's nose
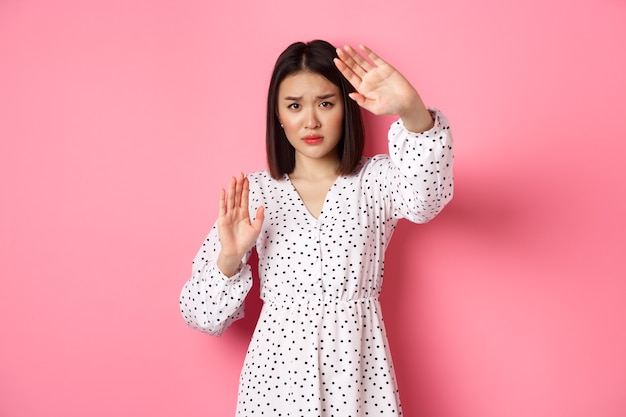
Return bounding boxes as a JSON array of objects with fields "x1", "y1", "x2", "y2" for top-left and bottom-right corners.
[{"x1": 304, "y1": 110, "x2": 320, "y2": 129}]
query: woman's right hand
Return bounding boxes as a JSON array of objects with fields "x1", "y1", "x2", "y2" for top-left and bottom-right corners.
[{"x1": 216, "y1": 173, "x2": 265, "y2": 277}]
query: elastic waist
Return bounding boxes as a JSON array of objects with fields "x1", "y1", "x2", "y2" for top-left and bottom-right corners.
[{"x1": 263, "y1": 296, "x2": 379, "y2": 308}]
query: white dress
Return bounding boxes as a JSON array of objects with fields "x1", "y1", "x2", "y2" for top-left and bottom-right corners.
[{"x1": 180, "y1": 109, "x2": 454, "y2": 416}]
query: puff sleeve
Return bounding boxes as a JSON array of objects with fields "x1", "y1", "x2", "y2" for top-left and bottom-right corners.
[
  {"x1": 179, "y1": 223, "x2": 254, "y2": 336},
  {"x1": 383, "y1": 107, "x2": 454, "y2": 223}
]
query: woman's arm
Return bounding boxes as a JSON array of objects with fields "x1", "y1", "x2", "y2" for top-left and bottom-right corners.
[
  {"x1": 179, "y1": 223, "x2": 255, "y2": 336},
  {"x1": 179, "y1": 173, "x2": 264, "y2": 336},
  {"x1": 335, "y1": 44, "x2": 453, "y2": 223}
]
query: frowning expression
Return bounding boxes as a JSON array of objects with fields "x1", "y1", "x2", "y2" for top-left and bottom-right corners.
[{"x1": 277, "y1": 72, "x2": 344, "y2": 164}]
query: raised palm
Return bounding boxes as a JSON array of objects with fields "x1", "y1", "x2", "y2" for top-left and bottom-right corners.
[
  {"x1": 217, "y1": 173, "x2": 264, "y2": 273},
  {"x1": 334, "y1": 44, "x2": 423, "y2": 118}
]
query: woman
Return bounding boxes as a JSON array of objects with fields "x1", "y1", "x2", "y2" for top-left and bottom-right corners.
[{"x1": 180, "y1": 39, "x2": 454, "y2": 416}]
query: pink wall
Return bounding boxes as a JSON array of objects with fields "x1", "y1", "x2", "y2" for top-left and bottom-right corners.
[{"x1": 1, "y1": 0, "x2": 625, "y2": 416}]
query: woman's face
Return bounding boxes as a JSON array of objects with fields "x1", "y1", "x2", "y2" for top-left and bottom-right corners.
[{"x1": 277, "y1": 72, "x2": 344, "y2": 165}]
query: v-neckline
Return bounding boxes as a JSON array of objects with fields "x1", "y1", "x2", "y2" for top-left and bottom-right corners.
[{"x1": 285, "y1": 174, "x2": 340, "y2": 221}]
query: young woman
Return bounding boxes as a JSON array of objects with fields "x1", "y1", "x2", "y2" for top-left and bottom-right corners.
[{"x1": 180, "y1": 39, "x2": 454, "y2": 416}]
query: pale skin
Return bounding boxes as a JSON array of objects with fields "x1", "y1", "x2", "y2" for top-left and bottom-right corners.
[{"x1": 216, "y1": 44, "x2": 434, "y2": 277}]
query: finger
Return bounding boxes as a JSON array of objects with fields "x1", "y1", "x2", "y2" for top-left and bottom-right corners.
[
  {"x1": 344, "y1": 45, "x2": 375, "y2": 72},
  {"x1": 233, "y1": 173, "x2": 244, "y2": 209},
  {"x1": 333, "y1": 57, "x2": 354, "y2": 79},
  {"x1": 348, "y1": 92, "x2": 370, "y2": 110},
  {"x1": 218, "y1": 188, "x2": 226, "y2": 217},
  {"x1": 226, "y1": 176, "x2": 236, "y2": 211},
  {"x1": 336, "y1": 46, "x2": 368, "y2": 79},
  {"x1": 252, "y1": 205, "x2": 265, "y2": 230},
  {"x1": 240, "y1": 177, "x2": 251, "y2": 213},
  {"x1": 334, "y1": 57, "x2": 362, "y2": 91},
  {"x1": 359, "y1": 44, "x2": 387, "y2": 67}
]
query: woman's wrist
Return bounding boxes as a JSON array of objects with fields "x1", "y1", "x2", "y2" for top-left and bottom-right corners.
[
  {"x1": 216, "y1": 253, "x2": 242, "y2": 278},
  {"x1": 399, "y1": 100, "x2": 434, "y2": 133}
]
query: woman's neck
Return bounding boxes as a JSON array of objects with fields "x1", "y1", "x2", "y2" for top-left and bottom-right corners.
[
  {"x1": 289, "y1": 150, "x2": 341, "y2": 180},
  {"x1": 290, "y1": 154, "x2": 340, "y2": 181}
]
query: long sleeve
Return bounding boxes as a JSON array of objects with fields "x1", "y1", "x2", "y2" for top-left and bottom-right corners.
[
  {"x1": 380, "y1": 107, "x2": 454, "y2": 223},
  {"x1": 179, "y1": 223, "x2": 253, "y2": 336}
]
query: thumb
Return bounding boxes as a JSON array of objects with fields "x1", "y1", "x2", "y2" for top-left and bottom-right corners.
[
  {"x1": 252, "y1": 205, "x2": 265, "y2": 229},
  {"x1": 348, "y1": 92, "x2": 368, "y2": 109}
]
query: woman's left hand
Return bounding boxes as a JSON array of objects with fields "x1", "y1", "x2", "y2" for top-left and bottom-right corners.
[{"x1": 334, "y1": 44, "x2": 434, "y2": 133}]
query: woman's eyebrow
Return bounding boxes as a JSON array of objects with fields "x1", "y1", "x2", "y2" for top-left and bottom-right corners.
[{"x1": 283, "y1": 93, "x2": 336, "y2": 101}]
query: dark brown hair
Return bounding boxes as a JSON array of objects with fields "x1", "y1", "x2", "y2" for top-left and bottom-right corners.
[{"x1": 266, "y1": 40, "x2": 365, "y2": 179}]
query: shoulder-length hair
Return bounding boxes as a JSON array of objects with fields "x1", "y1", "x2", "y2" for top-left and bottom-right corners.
[{"x1": 266, "y1": 40, "x2": 365, "y2": 180}]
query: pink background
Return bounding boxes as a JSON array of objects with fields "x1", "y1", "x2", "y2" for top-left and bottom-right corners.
[{"x1": 1, "y1": 0, "x2": 625, "y2": 416}]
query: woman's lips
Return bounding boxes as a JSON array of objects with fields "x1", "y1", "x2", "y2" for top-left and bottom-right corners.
[{"x1": 303, "y1": 135, "x2": 323, "y2": 145}]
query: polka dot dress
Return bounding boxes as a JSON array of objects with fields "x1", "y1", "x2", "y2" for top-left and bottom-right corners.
[{"x1": 180, "y1": 109, "x2": 454, "y2": 416}]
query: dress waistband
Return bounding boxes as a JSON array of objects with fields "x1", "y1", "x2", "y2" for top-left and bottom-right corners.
[{"x1": 262, "y1": 295, "x2": 379, "y2": 307}]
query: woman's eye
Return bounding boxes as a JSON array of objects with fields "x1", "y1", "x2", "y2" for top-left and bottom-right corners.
[
  {"x1": 320, "y1": 101, "x2": 333, "y2": 108},
  {"x1": 288, "y1": 103, "x2": 300, "y2": 110}
]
